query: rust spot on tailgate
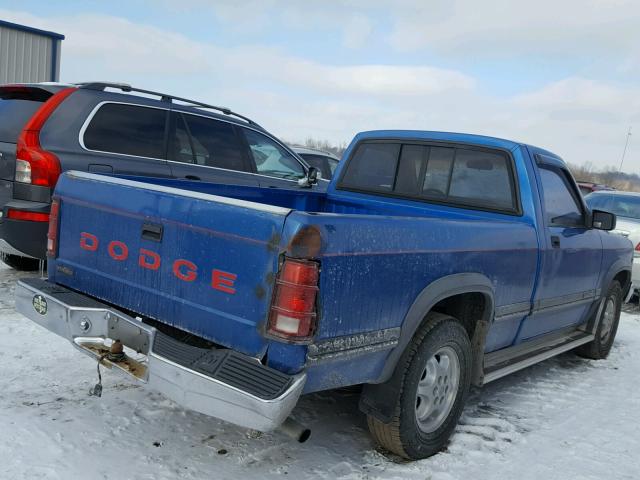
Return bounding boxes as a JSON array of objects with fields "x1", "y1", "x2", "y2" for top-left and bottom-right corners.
[
  {"x1": 265, "y1": 271, "x2": 276, "y2": 285},
  {"x1": 267, "y1": 232, "x2": 282, "y2": 252},
  {"x1": 287, "y1": 225, "x2": 322, "y2": 258},
  {"x1": 255, "y1": 284, "x2": 266, "y2": 299}
]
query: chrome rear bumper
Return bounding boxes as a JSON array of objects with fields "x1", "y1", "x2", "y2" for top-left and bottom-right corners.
[{"x1": 15, "y1": 278, "x2": 305, "y2": 432}]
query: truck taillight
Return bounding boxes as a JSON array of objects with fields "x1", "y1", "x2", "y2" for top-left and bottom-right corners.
[
  {"x1": 267, "y1": 258, "x2": 319, "y2": 342},
  {"x1": 635, "y1": 243, "x2": 640, "y2": 257},
  {"x1": 47, "y1": 199, "x2": 60, "y2": 257},
  {"x1": 15, "y1": 87, "x2": 75, "y2": 187}
]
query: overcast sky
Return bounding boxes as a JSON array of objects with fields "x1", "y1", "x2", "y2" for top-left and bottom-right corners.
[{"x1": 1, "y1": 1, "x2": 638, "y2": 171}]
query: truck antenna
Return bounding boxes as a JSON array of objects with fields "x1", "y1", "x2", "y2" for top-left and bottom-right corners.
[{"x1": 618, "y1": 126, "x2": 632, "y2": 172}]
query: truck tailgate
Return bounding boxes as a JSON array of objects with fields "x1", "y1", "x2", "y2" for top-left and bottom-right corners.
[{"x1": 50, "y1": 172, "x2": 290, "y2": 357}]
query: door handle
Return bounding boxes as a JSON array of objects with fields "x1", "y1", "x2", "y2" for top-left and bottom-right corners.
[
  {"x1": 185, "y1": 175, "x2": 201, "y2": 181},
  {"x1": 551, "y1": 235, "x2": 561, "y2": 248}
]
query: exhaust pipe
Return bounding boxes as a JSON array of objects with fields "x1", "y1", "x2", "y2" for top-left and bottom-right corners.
[{"x1": 278, "y1": 417, "x2": 311, "y2": 443}]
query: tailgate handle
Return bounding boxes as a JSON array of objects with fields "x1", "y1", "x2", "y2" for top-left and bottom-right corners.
[{"x1": 141, "y1": 223, "x2": 163, "y2": 242}]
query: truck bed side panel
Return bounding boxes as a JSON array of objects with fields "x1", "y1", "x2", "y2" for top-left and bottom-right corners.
[{"x1": 280, "y1": 211, "x2": 538, "y2": 392}]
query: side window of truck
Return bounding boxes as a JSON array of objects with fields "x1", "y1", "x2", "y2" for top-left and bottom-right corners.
[
  {"x1": 83, "y1": 103, "x2": 167, "y2": 159},
  {"x1": 539, "y1": 167, "x2": 584, "y2": 227},
  {"x1": 340, "y1": 142, "x2": 517, "y2": 213}
]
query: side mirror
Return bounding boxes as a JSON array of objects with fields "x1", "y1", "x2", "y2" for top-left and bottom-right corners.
[
  {"x1": 297, "y1": 167, "x2": 319, "y2": 187},
  {"x1": 591, "y1": 209, "x2": 616, "y2": 231}
]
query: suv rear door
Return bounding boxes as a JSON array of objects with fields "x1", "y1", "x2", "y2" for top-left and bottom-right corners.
[
  {"x1": 72, "y1": 101, "x2": 172, "y2": 177},
  {"x1": 167, "y1": 111, "x2": 259, "y2": 186}
]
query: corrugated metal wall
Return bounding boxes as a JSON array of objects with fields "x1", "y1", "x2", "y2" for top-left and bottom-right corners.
[{"x1": 0, "y1": 25, "x2": 60, "y2": 83}]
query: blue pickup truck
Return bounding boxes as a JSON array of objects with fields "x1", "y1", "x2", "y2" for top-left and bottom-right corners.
[{"x1": 15, "y1": 130, "x2": 632, "y2": 459}]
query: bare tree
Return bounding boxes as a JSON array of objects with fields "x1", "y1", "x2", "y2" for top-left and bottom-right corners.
[{"x1": 567, "y1": 162, "x2": 640, "y2": 192}]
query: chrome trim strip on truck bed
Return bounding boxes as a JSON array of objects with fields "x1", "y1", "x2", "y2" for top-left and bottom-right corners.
[{"x1": 64, "y1": 171, "x2": 292, "y2": 215}]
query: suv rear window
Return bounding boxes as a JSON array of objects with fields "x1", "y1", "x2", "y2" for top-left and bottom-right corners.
[
  {"x1": 340, "y1": 141, "x2": 518, "y2": 213},
  {"x1": 83, "y1": 103, "x2": 167, "y2": 159},
  {"x1": 0, "y1": 89, "x2": 50, "y2": 143}
]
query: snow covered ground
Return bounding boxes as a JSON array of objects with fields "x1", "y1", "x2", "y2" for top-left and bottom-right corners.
[{"x1": 1, "y1": 263, "x2": 639, "y2": 479}]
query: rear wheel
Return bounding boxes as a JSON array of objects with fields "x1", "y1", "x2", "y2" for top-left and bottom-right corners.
[
  {"x1": 576, "y1": 281, "x2": 622, "y2": 360},
  {"x1": 366, "y1": 313, "x2": 472, "y2": 459},
  {"x1": 0, "y1": 253, "x2": 41, "y2": 271}
]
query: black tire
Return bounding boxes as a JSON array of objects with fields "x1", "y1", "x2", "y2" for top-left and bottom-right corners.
[
  {"x1": 0, "y1": 253, "x2": 41, "y2": 271},
  {"x1": 366, "y1": 312, "x2": 472, "y2": 460},
  {"x1": 576, "y1": 281, "x2": 622, "y2": 360}
]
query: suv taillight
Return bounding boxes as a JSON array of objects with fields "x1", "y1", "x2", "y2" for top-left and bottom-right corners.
[
  {"x1": 15, "y1": 87, "x2": 75, "y2": 187},
  {"x1": 267, "y1": 258, "x2": 319, "y2": 342},
  {"x1": 47, "y1": 198, "x2": 60, "y2": 257}
]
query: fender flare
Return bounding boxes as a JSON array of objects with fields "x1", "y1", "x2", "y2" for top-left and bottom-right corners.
[
  {"x1": 601, "y1": 258, "x2": 632, "y2": 299},
  {"x1": 359, "y1": 273, "x2": 495, "y2": 423},
  {"x1": 376, "y1": 272, "x2": 495, "y2": 383}
]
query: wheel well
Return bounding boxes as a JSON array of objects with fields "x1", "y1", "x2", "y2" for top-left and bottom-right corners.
[
  {"x1": 613, "y1": 270, "x2": 630, "y2": 290},
  {"x1": 430, "y1": 292, "x2": 490, "y2": 387},
  {"x1": 613, "y1": 270, "x2": 631, "y2": 299},
  {"x1": 359, "y1": 288, "x2": 493, "y2": 421},
  {"x1": 431, "y1": 292, "x2": 487, "y2": 340}
]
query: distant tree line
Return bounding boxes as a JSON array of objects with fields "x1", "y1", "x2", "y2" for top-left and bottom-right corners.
[
  {"x1": 287, "y1": 138, "x2": 348, "y2": 157},
  {"x1": 568, "y1": 162, "x2": 640, "y2": 192}
]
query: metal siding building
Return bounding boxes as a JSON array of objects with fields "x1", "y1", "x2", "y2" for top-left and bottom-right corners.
[{"x1": 0, "y1": 20, "x2": 64, "y2": 83}]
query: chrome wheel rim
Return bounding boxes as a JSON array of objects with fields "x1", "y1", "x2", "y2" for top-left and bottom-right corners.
[
  {"x1": 600, "y1": 297, "x2": 616, "y2": 343},
  {"x1": 415, "y1": 346, "x2": 460, "y2": 433}
]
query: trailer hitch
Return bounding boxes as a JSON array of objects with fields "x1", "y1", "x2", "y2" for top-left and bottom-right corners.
[{"x1": 89, "y1": 340, "x2": 127, "y2": 398}]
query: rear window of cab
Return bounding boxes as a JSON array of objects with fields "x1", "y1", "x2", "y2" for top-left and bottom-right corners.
[{"x1": 339, "y1": 141, "x2": 519, "y2": 214}]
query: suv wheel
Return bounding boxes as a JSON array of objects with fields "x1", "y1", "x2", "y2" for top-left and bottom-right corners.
[
  {"x1": 0, "y1": 253, "x2": 41, "y2": 271},
  {"x1": 366, "y1": 312, "x2": 472, "y2": 459}
]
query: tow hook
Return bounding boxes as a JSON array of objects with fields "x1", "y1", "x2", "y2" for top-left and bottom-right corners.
[{"x1": 89, "y1": 340, "x2": 126, "y2": 398}]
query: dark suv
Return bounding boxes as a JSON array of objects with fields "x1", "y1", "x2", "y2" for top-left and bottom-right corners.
[{"x1": 0, "y1": 82, "x2": 321, "y2": 270}]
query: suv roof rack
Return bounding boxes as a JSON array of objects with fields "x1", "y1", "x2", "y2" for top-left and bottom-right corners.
[{"x1": 75, "y1": 81, "x2": 261, "y2": 127}]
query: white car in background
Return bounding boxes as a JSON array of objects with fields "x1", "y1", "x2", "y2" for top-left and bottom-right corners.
[
  {"x1": 585, "y1": 191, "x2": 640, "y2": 301},
  {"x1": 291, "y1": 146, "x2": 340, "y2": 180}
]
